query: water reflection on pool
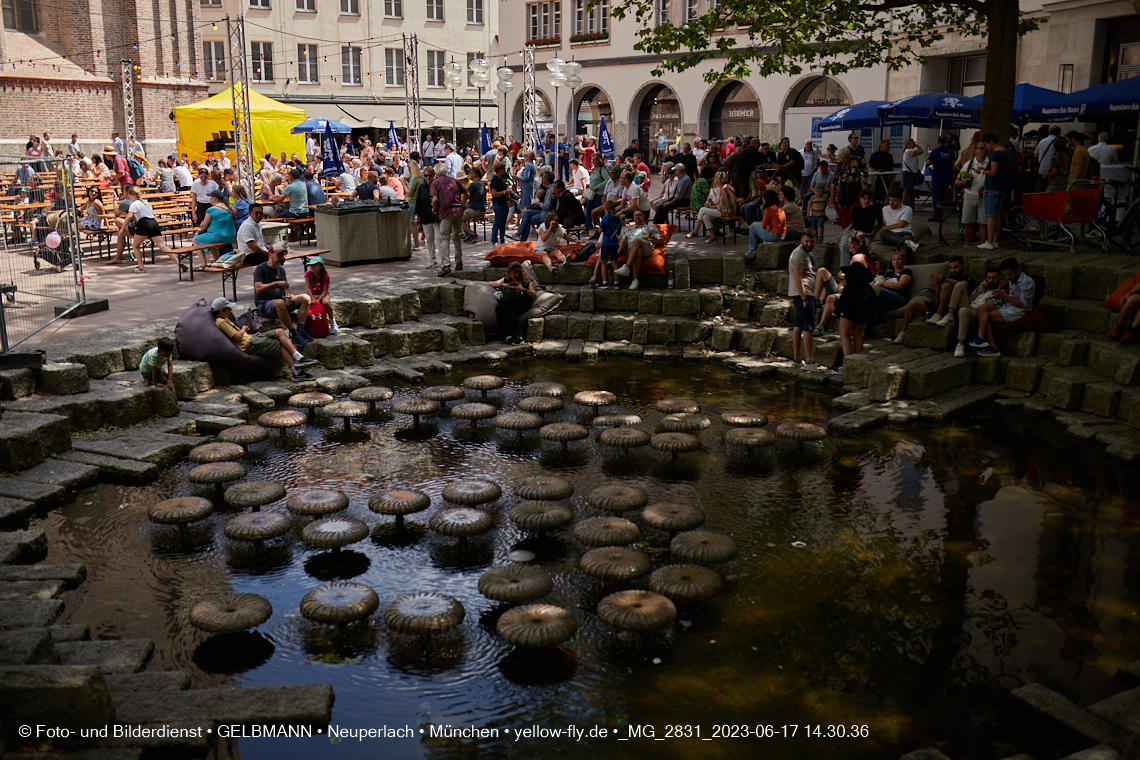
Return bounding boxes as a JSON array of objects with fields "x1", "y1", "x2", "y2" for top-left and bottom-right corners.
[{"x1": 35, "y1": 360, "x2": 1140, "y2": 760}]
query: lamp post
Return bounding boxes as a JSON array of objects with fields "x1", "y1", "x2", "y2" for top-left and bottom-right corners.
[
  {"x1": 545, "y1": 57, "x2": 566, "y2": 180},
  {"x1": 443, "y1": 59, "x2": 463, "y2": 147},
  {"x1": 496, "y1": 64, "x2": 515, "y2": 147},
  {"x1": 470, "y1": 56, "x2": 490, "y2": 139},
  {"x1": 563, "y1": 60, "x2": 583, "y2": 153}
]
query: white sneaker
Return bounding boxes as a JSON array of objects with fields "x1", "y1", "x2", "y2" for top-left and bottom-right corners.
[
  {"x1": 329, "y1": 323, "x2": 339, "y2": 335},
  {"x1": 506, "y1": 232, "x2": 520, "y2": 241},
  {"x1": 614, "y1": 264, "x2": 631, "y2": 277},
  {"x1": 953, "y1": 344, "x2": 965, "y2": 358},
  {"x1": 892, "y1": 331, "x2": 907, "y2": 344},
  {"x1": 629, "y1": 279, "x2": 639, "y2": 291},
  {"x1": 977, "y1": 241, "x2": 996, "y2": 250},
  {"x1": 935, "y1": 313, "x2": 955, "y2": 327},
  {"x1": 904, "y1": 239, "x2": 918, "y2": 252}
]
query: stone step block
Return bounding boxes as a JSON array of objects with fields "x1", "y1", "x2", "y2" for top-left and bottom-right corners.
[
  {"x1": 381, "y1": 322, "x2": 446, "y2": 357},
  {"x1": 699, "y1": 288, "x2": 724, "y2": 315},
  {"x1": 1056, "y1": 339, "x2": 1092, "y2": 368},
  {"x1": 17, "y1": 460, "x2": 99, "y2": 491},
  {"x1": 1082, "y1": 381, "x2": 1126, "y2": 418},
  {"x1": 0, "y1": 599, "x2": 63, "y2": 629},
  {"x1": 725, "y1": 294, "x2": 757, "y2": 322},
  {"x1": 0, "y1": 411, "x2": 71, "y2": 470},
  {"x1": 303, "y1": 337, "x2": 347, "y2": 369},
  {"x1": 1118, "y1": 663, "x2": 1140, "y2": 686},
  {"x1": 918, "y1": 385, "x2": 1001, "y2": 422},
  {"x1": 0, "y1": 563, "x2": 86, "y2": 588},
  {"x1": 999, "y1": 331, "x2": 1040, "y2": 358},
  {"x1": 672, "y1": 255, "x2": 690, "y2": 289},
  {"x1": 105, "y1": 671, "x2": 192, "y2": 693},
  {"x1": 832, "y1": 391, "x2": 871, "y2": 411},
  {"x1": 0, "y1": 479, "x2": 66, "y2": 509},
  {"x1": 0, "y1": 496, "x2": 37, "y2": 527},
  {"x1": 71, "y1": 431, "x2": 199, "y2": 465},
  {"x1": 1010, "y1": 683, "x2": 1130, "y2": 749},
  {"x1": 1096, "y1": 427, "x2": 1140, "y2": 462},
  {"x1": 594, "y1": 287, "x2": 640, "y2": 312},
  {"x1": 675, "y1": 317, "x2": 711, "y2": 344},
  {"x1": 605, "y1": 314, "x2": 636, "y2": 342},
  {"x1": 1006, "y1": 357, "x2": 1049, "y2": 393},
  {"x1": 110, "y1": 683, "x2": 334, "y2": 726},
  {"x1": 758, "y1": 300, "x2": 793, "y2": 327},
  {"x1": 588, "y1": 314, "x2": 607, "y2": 343},
  {"x1": 56, "y1": 640, "x2": 154, "y2": 675},
  {"x1": 753, "y1": 241, "x2": 797, "y2": 271},
  {"x1": 661, "y1": 289, "x2": 701, "y2": 316},
  {"x1": 854, "y1": 347, "x2": 939, "y2": 395},
  {"x1": 421, "y1": 313, "x2": 485, "y2": 345},
  {"x1": 67, "y1": 346, "x2": 127, "y2": 379},
  {"x1": 710, "y1": 325, "x2": 739, "y2": 352},
  {"x1": 542, "y1": 313, "x2": 568, "y2": 339},
  {"x1": 311, "y1": 370, "x2": 371, "y2": 394},
  {"x1": 58, "y1": 451, "x2": 159, "y2": 485},
  {"x1": 526, "y1": 318, "x2": 544, "y2": 343},
  {"x1": 38, "y1": 362, "x2": 90, "y2": 395},
  {"x1": 535, "y1": 339, "x2": 569, "y2": 358},
  {"x1": 412, "y1": 282, "x2": 441, "y2": 314},
  {"x1": 905, "y1": 354, "x2": 976, "y2": 398},
  {"x1": 723, "y1": 253, "x2": 746, "y2": 287},
  {"x1": 577, "y1": 287, "x2": 595, "y2": 313},
  {"x1": 1074, "y1": 254, "x2": 1138, "y2": 301},
  {"x1": 829, "y1": 406, "x2": 891, "y2": 434},
  {"x1": 0, "y1": 628, "x2": 60, "y2": 665},
  {"x1": 437, "y1": 282, "x2": 467, "y2": 316},
  {"x1": 0, "y1": 579, "x2": 64, "y2": 600},
  {"x1": 1059, "y1": 745, "x2": 1121, "y2": 760},
  {"x1": 0, "y1": 664, "x2": 114, "y2": 729},
  {"x1": 179, "y1": 400, "x2": 249, "y2": 418},
  {"x1": 1036, "y1": 330, "x2": 1083, "y2": 361},
  {"x1": 170, "y1": 360, "x2": 214, "y2": 400},
  {"x1": 246, "y1": 381, "x2": 293, "y2": 402},
  {"x1": 637, "y1": 290, "x2": 663, "y2": 315},
  {"x1": 1046, "y1": 367, "x2": 1106, "y2": 410},
  {"x1": 1041, "y1": 297, "x2": 1116, "y2": 334},
  {"x1": 687, "y1": 252, "x2": 723, "y2": 284},
  {"x1": 1, "y1": 367, "x2": 36, "y2": 399},
  {"x1": 904, "y1": 321, "x2": 954, "y2": 350}
]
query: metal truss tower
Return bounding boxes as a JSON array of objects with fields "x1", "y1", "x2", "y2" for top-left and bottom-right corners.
[
  {"x1": 226, "y1": 15, "x2": 255, "y2": 190},
  {"x1": 121, "y1": 59, "x2": 135, "y2": 149},
  {"x1": 523, "y1": 47, "x2": 538, "y2": 158},
  {"x1": 404, "y1": 34, "x2": 421, "y2": 151}
]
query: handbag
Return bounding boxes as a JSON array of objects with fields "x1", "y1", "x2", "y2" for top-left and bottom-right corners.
[{"x1": 583, "y1": 186, "x2": 596, "y2": 201}]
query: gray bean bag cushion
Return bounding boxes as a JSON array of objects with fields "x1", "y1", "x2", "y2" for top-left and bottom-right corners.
[
  {"x1": 175, "y1": 298, "x2": 276, "y2": 379},
  {"x1": 884, "y1": 261, "x2": 949, "y2": 319},
  {"x1": 464, "y1": 282, "x2": 564, "y2": 337}
]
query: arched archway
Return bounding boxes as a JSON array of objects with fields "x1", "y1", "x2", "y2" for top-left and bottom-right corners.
[
  {"x1": 572, "y1": 85, "x2": 613, "y2": 140},
  {"x1": 509, "y1": 89, "x2": 553, "y2": 148},
  {"x1": 628, "y1": 82, "x2": 683, "y2": 165},
  {"x1": 703, "y1": 81, "x2": 761, "y2": 141},
  {"x1": 781, "y1": 75, "x2": 853, "y2": 147}
]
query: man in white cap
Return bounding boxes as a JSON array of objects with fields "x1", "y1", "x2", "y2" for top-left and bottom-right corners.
[
  {"x1": 443, "y1": 143, "x2": 463, "y2": 180},
  {"x1": 211, "y1": 296, "x2": 317, "y2": 379}
]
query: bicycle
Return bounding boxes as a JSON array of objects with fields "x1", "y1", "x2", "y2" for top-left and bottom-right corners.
[
  {"x1": 938, "y1": 190, "x2": 1024, "y2": 247},
  {"x1": 1089, "y1": 166, "x2": 1140, "y2": 252}
]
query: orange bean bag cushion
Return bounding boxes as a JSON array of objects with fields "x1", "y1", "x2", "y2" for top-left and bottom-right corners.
[
  {"x1": 484, "y1": 241, "x2": 585, "y2": 266},
  {"x1": 1101, "y1": 268, "x2": 1140, "y2": 311},
  {"x1": 585, "y1": 224, "x2": 676, "y2": 277}
]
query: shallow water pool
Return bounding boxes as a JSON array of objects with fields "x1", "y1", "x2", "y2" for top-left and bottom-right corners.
[{"x1": 34, "y1": 360, "x2": 1140, "y2": 760}]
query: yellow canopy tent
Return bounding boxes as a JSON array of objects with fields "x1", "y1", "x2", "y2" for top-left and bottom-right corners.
[{"x1": 174, "y1": 84, "x2": 305, "y2": 164}]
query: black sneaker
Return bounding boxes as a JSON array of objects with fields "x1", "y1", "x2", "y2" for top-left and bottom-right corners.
[
  {"x1": 455, "y1": 260, "x2": 464, "y2": 271},
  {"x1": 296, "y1": 325, "x2": 315, "y2": 343},
  {"x1": 291, "y1": 329, "x2": 310, "y2": 347},
  {"x1": 291, "y1": 368, "x2": 314, "y2": 379},
  {"x1": 295, "y1": 356, "x2": 318, "y2": 368}
]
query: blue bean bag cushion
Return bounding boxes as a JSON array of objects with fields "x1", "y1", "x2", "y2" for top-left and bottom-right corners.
[{"x1": 175, "y1": 298, "x2": 276, "y2": 379}]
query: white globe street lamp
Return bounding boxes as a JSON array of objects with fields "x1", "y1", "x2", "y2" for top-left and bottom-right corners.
[
  {"x1": 445, "y1": 63, "x2": 463, "y2": 146},
  {"x1": 546, "y1": 65, "x2": 568, "y2": 179}
]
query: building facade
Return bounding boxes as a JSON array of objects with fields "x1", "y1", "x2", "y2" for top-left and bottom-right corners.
[
  {"x1": 497, "y1": 0, "x2": 1140, "y2": 159},
  {"x1": 198, "y1": 0, "x2": 500, "y2": 144},
  {"x1": 0, "y1": 0, "x2": 206, "y2": 158}
]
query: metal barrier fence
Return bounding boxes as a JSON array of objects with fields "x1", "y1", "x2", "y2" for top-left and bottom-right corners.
[{"x1": 0, "y1": 155, "x2": 85, "y2": 352}]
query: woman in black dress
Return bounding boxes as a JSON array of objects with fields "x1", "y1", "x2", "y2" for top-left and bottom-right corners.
[
  {"x1": 490, "y1": 262, "x2": 536, "y2": 345},
  {"x1": 833, "y1": 232, "x2": 885, "y2": 356}
]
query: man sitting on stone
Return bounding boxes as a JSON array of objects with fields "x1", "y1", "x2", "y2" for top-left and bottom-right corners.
[
  {"x1": 894, "y1": 255, "x2": 976, "y2": 344},
  {"x1": 949, "y1": 267, "x2": 1002, "y2": 357},
  {"x1": 212, "y1": 297, "x2": 317, "y2": 380},
  {"x1": 254, "y1": 246, "x2": 315, "y2": 346},
  {"x1": 966, "y1": 257, "x2": 1034, "y2": 358}
]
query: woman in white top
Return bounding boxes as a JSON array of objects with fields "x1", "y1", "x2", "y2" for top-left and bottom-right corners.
[
  {"x1": 955, "y1": 144, "x2": 989, "y2": 246},
  {"x1": 535, "y1": 212, "x2": 568, "y2": 272},
  {"x1": 121, "y1": 185, "x2": 180, "y2": 273}
]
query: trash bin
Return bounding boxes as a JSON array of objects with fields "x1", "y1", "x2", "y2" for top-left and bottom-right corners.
[{"x1": 314, "y1": 200, "x2": 411, "y2": 266}]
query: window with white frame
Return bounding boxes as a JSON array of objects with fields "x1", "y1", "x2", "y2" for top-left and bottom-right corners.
[
  {"x1": 251, "y1": 41, "x2": 273, "y2": 81},
  {"x1": 527, "y1": 1, "x2": 560, "y2": 42},
  {"x1": 683, "y1": 0, "x2": 696, "y2": 22},
  {"x1": 342, "y1": 46, "x2": 362, "y2": 84},
  {"x1": 341, "y1": 0, "x2": 359, "y2": 13},
  {"x1": 573, "y1": 0, "x2": 606, "y2": 35},
  {"x1": 200, "y1": 0, "x2": 220, "y2": 7},
  {"x1": 249, "y1": 0, "x2": 269, "y2": 9},
  {"x1": 296, "y1": 0, "x2": 314, "y2": 10},
  {"x1": 426, "y1": 0, "x2": 442, "y2": 20},
  {"x1": 467, "y1": 0, "x2": 483, "y2": 23},
  {"x1": 383, "y1": 0, "x2": 400, "y2": 16},
  {"x1": 298, "y1": 44, "x2": 318, "y2": 82},
  {"x1": 385, "y1": 48, "x2": 405, "y2": 85},
  {"x1": 203, "y1": 41, "x2": 225, "y2": 81},
  {"x1": 426, "y1": 50, "x2": 445, "y2": 87},
  {"x1": 655, "y1": 0, "x2": 668, "y2": 25}
]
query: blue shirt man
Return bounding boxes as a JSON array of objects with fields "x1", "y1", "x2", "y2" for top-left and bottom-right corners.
[{"x1": 303, "y1": 172, "x2": 327, "y2": 206}]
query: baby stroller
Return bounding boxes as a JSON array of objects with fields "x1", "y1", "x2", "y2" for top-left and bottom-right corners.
[{"x1": 32, "y1": 210, "x2": 74, "y2": 272}]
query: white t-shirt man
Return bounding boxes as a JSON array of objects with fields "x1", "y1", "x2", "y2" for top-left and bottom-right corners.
[
  {"x1": 624, "y1": 183, "x2": 650, "y2": 213},
  {"x1": 236, "y1": 216, "x2": 265, "y2": 255},
  {"x1": 1035, "y1": 134, "x2": 1058, "y2": 177},
  {"x1": 337, "y1": 171, "x2": 356, "y2": 192},
  {"x1": 422, "y1": 139, "x2": 436, "y2": 161},
  {"x1": 68, "y1": 139, "x2": 80, "y2": 154},
  {"x1": 901, "y1": 146, "x2": 923, "y2": 174},
  {"x1": 570, "y1": 164, "x2": 590, "y2": 194},
  {"x1": 190, "y1": 179, "x2": 220, "y2": 204},
  {"x1": 692, "y1": 146, "x2": 707, "y2": 162},
  {"x1": 881, "y1": 202, "x2": 912, "y2": 234},
  {"x1": 305, "y1": 136, "x2": 316, "y2": 158},
  {"x1": 1088, "y1": 139, "x2": 1119, "y2": 166},
  {"x1": 217, "y1": 153, "x2": 231, "y2": 170},
  {"x1": 443, "y1": 149, "x2": 463, "y2": 179},
  {"x1": 174, "y1": 164, "x2": 193, "y2": 189}
]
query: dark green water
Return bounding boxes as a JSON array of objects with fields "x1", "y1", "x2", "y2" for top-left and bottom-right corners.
[{"x1": 33, "y1": 360, "x2": 1140, "y2": 760}]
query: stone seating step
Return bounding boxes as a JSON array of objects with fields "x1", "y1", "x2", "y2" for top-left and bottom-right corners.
[
  {"x1": 0, "y1": 411, "x2": 72, "y2": 471},
  {"x1": 0, "y1": 563, "x2": 85, "y2": 587},
  {"x1": 0, "y1": 628, "x2": 61, "y2": 665},
  {"x1": 70, "y1": 431, "x2": 200, "y2": 465},
  {"x1": 1010, "y1": 683, "x2": 1130, "y2": 750},
  {"x1": 57, "y1": 451, "x2": 160, "y2": 485},
  {"x1": 0, "y1": 579, "x2": 65, "y2": 600},
  {"x1": 0, "y1": 599, "x2": 64, "y2": 629},
  {"x1": 1088, "y1": 686, "x2": 1140, "y2": 735},
  {"x1": 55, "y1": 640, "x2": 154, "y2": 675},
  {"x1": 0, "y1": 528, "x2": 48, "y2": 563},
  {"x1": 0, "y1": 496, "x2": 37, "y2": 528}
]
